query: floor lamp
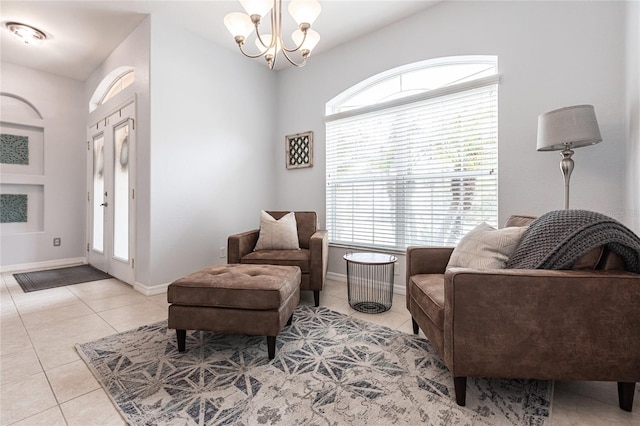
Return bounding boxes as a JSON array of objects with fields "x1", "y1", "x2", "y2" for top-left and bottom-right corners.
[{"x1": 536, "y1": 105, "x2": 602, "y2": 209}]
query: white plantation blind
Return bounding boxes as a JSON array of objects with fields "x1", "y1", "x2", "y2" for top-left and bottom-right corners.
[{"x1": 326, "y1": 77, "x2": 498, "y2": 251}]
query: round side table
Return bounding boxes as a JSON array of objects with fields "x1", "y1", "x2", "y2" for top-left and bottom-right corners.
[{"x1": 343, "y1": 252, "x2": 398, "y2": 313}]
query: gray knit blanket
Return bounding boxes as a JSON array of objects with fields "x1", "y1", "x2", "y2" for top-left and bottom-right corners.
[{"x1": 505, "y1": 209, "x2": 640, "y2": 273}]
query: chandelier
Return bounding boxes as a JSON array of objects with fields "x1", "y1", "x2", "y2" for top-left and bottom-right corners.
[{"x1": 224, "y1": 0, "x2": 321, "y2": 69}]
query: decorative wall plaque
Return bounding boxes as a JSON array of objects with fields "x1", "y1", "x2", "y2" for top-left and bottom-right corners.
[
  {"x1": 0, "y1": 193, "x2": 28, "y2": 223},
  {"x1": 285, "y1": 131, "x2": 313, "y2": 169},
  {"x1": 0, "y1": 133, "x2": 29, "y2": 165}
]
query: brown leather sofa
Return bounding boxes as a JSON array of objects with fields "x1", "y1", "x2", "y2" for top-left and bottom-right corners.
[
  {"x1": 228, "y1": 211, "x2": 328, "y2": 306},
  {"x1": 406, "y1": 215, "x2": 640, "y2": 412}
]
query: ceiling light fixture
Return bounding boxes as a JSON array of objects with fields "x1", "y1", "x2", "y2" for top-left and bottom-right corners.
[
  {"x1": 224, "y1": 0, "x2": 321, "y2": 70},
  {"x1": 5, "y1": 22, "x2": 47, "y2": 45}
]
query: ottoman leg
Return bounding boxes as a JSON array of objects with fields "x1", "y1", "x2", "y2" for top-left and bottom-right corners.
[
  {"x1": 267, "y1": 336, "x2": 276, "y2": 360},
  {"x1": 176, "y1": 329, "x2": 186, "y2": 352},
  {"x1": 313, "y1": 290, "x2": 320, "y2": 307},
  {"x1": 287, "y1": 314, "x2": 293, "y2": 326}
]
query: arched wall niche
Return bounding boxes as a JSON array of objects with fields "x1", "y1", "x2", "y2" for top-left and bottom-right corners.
[
  {"x1": 0, "y1": 92, "x2": 43, "y2": 120},
  {"x1": 0, "y1": 92, "x2": 45, "y2": 234}
]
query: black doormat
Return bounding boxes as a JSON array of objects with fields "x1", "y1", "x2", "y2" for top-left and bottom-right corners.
[{"x1": 14, "y1": 265, "x2": 112, "y2": 293}]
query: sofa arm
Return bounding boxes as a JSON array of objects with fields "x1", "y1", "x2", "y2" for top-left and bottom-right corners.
[
  {"x1": 407, "y1": 246, "x2": 455, "y2": 276},
  {"x1": 309, "y1": 230, "x2": 329, "y2": 290},
  {"x1": 442, "y1": 268, "x2": 640, "y2": 381},
  {"x1": 227, "y1": 230, "x2": 259, "y2": 263}
]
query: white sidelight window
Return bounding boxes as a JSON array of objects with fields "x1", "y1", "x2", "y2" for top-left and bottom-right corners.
[{"x1": 326, "y1": 56, "x2": 499, "y2": 251}]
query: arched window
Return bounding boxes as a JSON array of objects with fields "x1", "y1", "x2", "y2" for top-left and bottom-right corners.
[
  {"x1": 101, "y1": 70, "x2": 134, "y2": 104},
  {"x1": 325, "y1": 56, "x2": 499, "y2": 251},
  {"x1": 89, "y1": 66, "x2": 135, "y2": 112}
]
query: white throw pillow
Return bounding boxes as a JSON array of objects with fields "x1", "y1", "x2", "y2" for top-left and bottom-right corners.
[
  {"x1": 447, "y1": 223, "x2": 527, "y2": 269},
  {"x1": 254, "y1": 211, "x2": 300, "y2": 251}
]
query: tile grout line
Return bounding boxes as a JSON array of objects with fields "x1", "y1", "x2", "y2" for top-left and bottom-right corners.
[
  {"x1": 1, "y1": 273, "x2": 66, "y2": 425},
  {"x1": 1, "y1": 272, "x2": 121, "y2": 425}
]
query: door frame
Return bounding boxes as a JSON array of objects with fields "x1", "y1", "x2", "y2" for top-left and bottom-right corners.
[{"x1": 86, "y1": 97, "x2": 136, "y2": 285}]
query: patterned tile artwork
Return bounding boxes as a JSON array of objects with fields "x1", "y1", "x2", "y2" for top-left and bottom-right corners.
[
  {"x1": 0, "y1": 133, "x2": 29, "y2": 165},
  {"x1": 286, "y1": 131, "x2": 313, "y2": 169},
  {"x1": 0, "y1": 194, "x2": 28, "y2": 223}
]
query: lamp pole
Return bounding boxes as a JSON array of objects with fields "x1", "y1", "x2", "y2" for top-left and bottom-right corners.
[{"x1": 560, "y1": 145, "x2": 574, "y2": 210}]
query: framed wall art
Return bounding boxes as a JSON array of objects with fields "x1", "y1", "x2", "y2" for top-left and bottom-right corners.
[
  {"x1": 285, "y1": 131, "x2": 313, "y2": 169},
  {"x1": 0, "y1": 123, "x2": 44, "y2": 175}
]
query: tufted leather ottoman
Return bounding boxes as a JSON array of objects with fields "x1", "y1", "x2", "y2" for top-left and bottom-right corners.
[{"x1": 167, "y1": 264, "x2": 301, "y2": 359}]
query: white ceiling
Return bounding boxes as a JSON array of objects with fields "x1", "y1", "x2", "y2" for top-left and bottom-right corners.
[{"x1": 0, "y1": 0, "x2": 440, "y2": 81}]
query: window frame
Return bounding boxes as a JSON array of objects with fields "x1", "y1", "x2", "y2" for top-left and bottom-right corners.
[{"x1": 325, "y1": 56, "x2": 500, "y2": 253}]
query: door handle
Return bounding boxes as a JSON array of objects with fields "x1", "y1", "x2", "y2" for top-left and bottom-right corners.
[{"x1": 100, "y1": 202, "x2": 108, "y2": 207}]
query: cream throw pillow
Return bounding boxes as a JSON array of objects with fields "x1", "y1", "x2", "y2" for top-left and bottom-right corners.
[
  {"x1": 447, "y1": 223, "x2": 527, "y2": 269},
  {"x1": 254, "y1": 211, "x2": 300, "y2": 251}
]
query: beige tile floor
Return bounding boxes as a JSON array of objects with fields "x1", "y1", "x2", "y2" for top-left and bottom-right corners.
[{"x1": 1, "y1": 271, "x2": 639, "y2": 425}]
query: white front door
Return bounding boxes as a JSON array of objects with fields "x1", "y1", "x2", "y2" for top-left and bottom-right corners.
[{"x1": 87, "y1": 100, "x2": 136, "y2": 285}]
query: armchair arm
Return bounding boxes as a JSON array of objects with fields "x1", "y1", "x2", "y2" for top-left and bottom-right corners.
[
  {"x1": 309, "y1": 230, "x2": 329, "y2": 290},
  {"x1": 406, "y1": 246, "x2": 455, "y2": 310},
  {"x1": 227, "y1": 230, "x2": 259, "y2": 263},
  {"x1": 406, "y1": 246, "x2": 455, "y2": 276},
  {"x1": 442, "y1": 268, "x2": 640, "y2": 381}
]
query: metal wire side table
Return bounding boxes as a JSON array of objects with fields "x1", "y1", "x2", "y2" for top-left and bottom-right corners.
[{"x1": 343, "y1": 252, "x2": 398, "y2": 314}]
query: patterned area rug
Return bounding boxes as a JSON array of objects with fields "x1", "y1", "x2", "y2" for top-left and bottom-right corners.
[{"x1": 76, "y1": 305, "x2": 551, "y2": 425}]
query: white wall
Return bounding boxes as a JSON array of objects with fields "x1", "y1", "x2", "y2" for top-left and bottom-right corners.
[
  {"x1": 147, "y1": 16, "x2": 277, "y2": 289},
  {"x1": 625, "y1": 1, "x2": 640, "y2": 234},
  {"x1": 274, "y1": 1, "x2": 629, "y2": 283},
  {"x1": 0, "y1": 63, "x2": 85, "y2": 269}
]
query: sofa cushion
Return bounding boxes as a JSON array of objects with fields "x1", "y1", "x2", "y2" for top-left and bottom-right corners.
[
  {"x1": 447, "y1": 223, "x2": 527, "y2": 269},
  {"x1": 241, "y1": 249, "x2": 310, "y2": 273},
  {"x1": 254, "y1": 210, "x2": 300, "y2": 251},
  {"x1": 409, "y1": 274, "x2": 445, "y2": 330},
  {"x1": 504, "y1": 215, "x2": 536, "y2": 228},
  {"x1": 596, "y1": 248, "x2": 625, "y2": 270},
  {"x1": 571, "y1": 246, "x2": 604, "y2": 269}
]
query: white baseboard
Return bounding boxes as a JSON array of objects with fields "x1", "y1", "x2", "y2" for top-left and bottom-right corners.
[
  {"x1": 134, "y1": 281, "x2": 169, "y2": 296},
  {"x1": 326, "y1": 271, "x2": 347, "y2": 283},
  {"x1": 0, "y1": 257, "x2": 87, "y2": 274},
  {"x1": 327, "y1": 271, "x2": 406, "y2": 296},
  {"x1": 393, "y1": 284, "x2": 406, "y2": 296}
]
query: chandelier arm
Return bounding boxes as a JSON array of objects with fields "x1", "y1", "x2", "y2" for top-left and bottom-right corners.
[
  {"x1": 281, "y1": 48, "x2": 307, "y2": 67},
  {"x1": 281, "y1": 27, "x2": 308, "y2": 53},
  {"x1": 254, "y1": 8, "x2": 276, "y2": 51},
  {"x1": 268, "y1": 0, "x2": 281, "y2": 68},
  {"x1": 275, "y1": 0, "x2": 307, "y2": 54},
  {"x1": 254, "y1": 26, "x2": 269, "y2": 49},
  {"x1": 238, "y1": 42, "x2": 270, "y2": 59}
]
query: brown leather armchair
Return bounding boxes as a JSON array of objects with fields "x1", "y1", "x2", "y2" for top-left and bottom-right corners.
[
  {"x1": 228, "y1": 211, "x2": 328, "y2": 306},
  {"x1": 406, "y1": 215, "x2": 640, "y2": 412}
]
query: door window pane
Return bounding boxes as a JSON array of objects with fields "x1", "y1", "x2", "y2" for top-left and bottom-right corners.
[
  {"x1": 113, "y1": 122, "x2": 129, "y2": 260},
  {"x1": 92, "y1": 134, "x2": 104, "y2": 252}
]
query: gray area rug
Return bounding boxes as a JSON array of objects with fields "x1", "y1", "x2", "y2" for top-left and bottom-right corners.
[
  {"x1": 76, "y1": 305, "x2": 551, "y2": 425},
  {"x1": 14, "y1": 264, "x2": 111, "y2": 292}
]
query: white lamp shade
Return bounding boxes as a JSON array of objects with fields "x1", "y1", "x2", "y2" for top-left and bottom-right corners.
[
  {"x1": 256, "y1": 34, "x2": 281, "y2": 55},
  {"x1": 292, "y1": 29, "x2": 320, "y2": 52},
  {"x1": 288, "y1": 0, "x2": 321, "y2": 26},
  {"x1": 239, "y1": 0, "x2": 273, "y2": 17},
  {"x1": 224, "y1": 12, "x2": 254, "y2": 38},
  {"x1": 537, "y1": 104, "x2": 602, "y2": 151}
]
